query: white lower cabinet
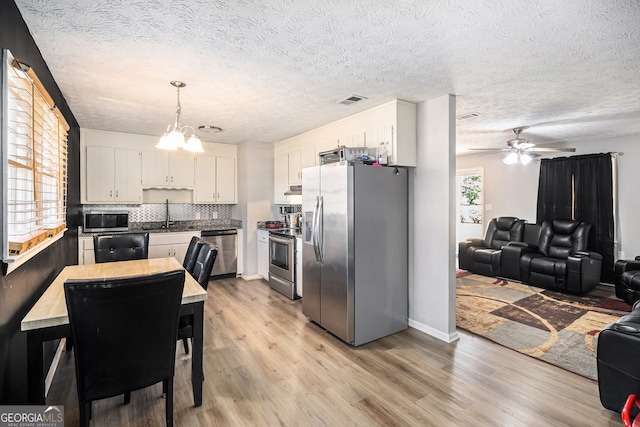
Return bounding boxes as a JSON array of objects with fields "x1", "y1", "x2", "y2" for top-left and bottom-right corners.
[
  {"x1": 149, "y1": 232, "x2": 200, "y2": 262},
  {"x1": 257, "y1": 230, "x2": 269, "y2": 280},
  {"x1": 78, "y1": 236, "x2": 95, "y2": 265}
]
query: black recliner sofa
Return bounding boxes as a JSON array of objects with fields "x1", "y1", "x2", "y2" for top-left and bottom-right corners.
[
  {"x1": 458, "y1": 217, "x2": 525, "y2": 277},
  {"x1": 518, "y1": 219, "x2": 602, "y2": 294}
]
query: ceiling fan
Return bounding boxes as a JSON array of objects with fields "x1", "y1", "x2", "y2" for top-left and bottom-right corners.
[{"x1": 470, "y1": 127, "x2": 576, "y2": 165}]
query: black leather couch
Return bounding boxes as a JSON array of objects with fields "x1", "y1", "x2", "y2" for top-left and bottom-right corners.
[
  {"x1": 615, "y1": 257, "x2": 640, "y2": 305},
  {"x1": 597, "y1": 301, "x2": 640, "y2": 413},
  {"x1": 518, "y1": 219, "x2": 602, "y2": 294},
  {"x1": 458, "y1": 217, "x2": 525, "y2": 277},
  {"x1": 460, "y1": 218, "x2": 603, "y2": 295}
]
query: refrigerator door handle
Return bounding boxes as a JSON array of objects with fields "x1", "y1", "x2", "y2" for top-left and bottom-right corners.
[
  {"x1": 317, "y1": 195, "x2": 324, "y2": 262},
  {"x1": 312, "y1": 195, "x2": 321, "y2": 262}
]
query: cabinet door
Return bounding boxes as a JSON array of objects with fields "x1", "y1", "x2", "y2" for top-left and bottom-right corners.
[
  {"x1": 301, "y1": 145, "x2": 317, "y2": 168},
  {"x1": 85, "y1": 146, "x2": 115, "y2": 202},
  {"x1": 141, "y1": 150, "x2": 169, "y2": 186},
  {"x1": 288, "y1": 150, "x2": 302, "y2": 185},
  {"x1": 258, "y1": 241, "x2": 269, "y2": 280},
  {"x1": 148, "y1": 243, "x2": 173, "y2": 259},
  {"x1": 194, "y1": 155, "x2": 217, "y2": 203},
  {"x1": 114, "y1": 149, "x2": 141, "y2": 203},
  {"x1": 274, "y1": 152, "x2": 289, "y2": 204},
  {"x1": 216, "y1": 157, "x2": 236, "y2": 203},
  {"x1": 173, "y1": 243, "x2": 190, "y2": 263},
  {"x1": 169, "y1": 152, "x2": 195, "y2": 187}
]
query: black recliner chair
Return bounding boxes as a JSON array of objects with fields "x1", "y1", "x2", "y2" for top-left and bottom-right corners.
[
  {"x1": 597, "y1": 301, "x2": 640, "y2": 413},
  {"x1": 519, "y1": 219, "x2": 602, "y2": 294},
  {"x1": 614, "y1": 256, "x2": 640, "y2": 305},
  {"x1": 458, "y1": 217, "x2": 525, "y2": 277}
]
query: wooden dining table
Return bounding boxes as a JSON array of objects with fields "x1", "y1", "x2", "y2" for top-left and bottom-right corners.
[{"x1": 21, "y1": 257, "x2": 208, "y2": 406}]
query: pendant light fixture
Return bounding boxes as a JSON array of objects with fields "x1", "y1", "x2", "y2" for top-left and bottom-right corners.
[{"x1": 156, "y1": 81, "x2": 204, "y2": 153}]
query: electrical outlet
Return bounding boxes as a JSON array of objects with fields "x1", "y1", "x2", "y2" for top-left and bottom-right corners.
[
  {"x1": 195, "y1": 212, "x2": 201, "y2": 220},
  {"x1": 212, "y1": 211, "x2": 218, "y2": 219},
  {"x1": 485, "y1": 204, "x2": 492, "y2": 211},
  {"x1": 619, "y1": 251, "x2": 626, "y2": 260}
]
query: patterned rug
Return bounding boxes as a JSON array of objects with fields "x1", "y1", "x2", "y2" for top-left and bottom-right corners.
[{"x1": 456, "y1": 273, "x2": 632, "y2": 380}]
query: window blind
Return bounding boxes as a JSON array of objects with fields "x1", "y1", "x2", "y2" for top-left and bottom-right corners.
[{"x1": 3, "y1": 49, "x2": 69, "y2": 258}]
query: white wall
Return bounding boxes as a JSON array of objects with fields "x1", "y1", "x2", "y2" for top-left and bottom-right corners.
[
  {"x1": 234, "y1": 141, "x2": 274, "y2": 278},
  {"x1": 409, "y1": 94, "x2": 458, "y2": 343},
  {"x1": 455, "y1": 133, "x2": 640, "y2": 259}
]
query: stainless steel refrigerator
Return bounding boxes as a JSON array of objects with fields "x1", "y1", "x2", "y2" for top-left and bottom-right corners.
[{"x1": 302, "y1": 161, "x2": 408, "y2": 346}]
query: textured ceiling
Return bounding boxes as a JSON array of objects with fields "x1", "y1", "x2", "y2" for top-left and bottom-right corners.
[{"x1": 13, "y1": 0, "x2": 640, "y2": 153}]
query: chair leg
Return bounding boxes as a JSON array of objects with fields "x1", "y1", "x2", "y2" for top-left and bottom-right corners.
[
  {"x1": 124, "y1": 391, "x2": 131, "y2": 404},
  {"x1": 166, "y1": 377, "x2": 174, "y2": 427},
  {"x1": 182, "y1": 337, "x2": 190, "y2": 354}
]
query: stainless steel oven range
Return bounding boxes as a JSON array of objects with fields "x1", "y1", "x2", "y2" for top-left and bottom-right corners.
[{"x1": 268, "y1": 231, "x2": 299, "y2": 300}]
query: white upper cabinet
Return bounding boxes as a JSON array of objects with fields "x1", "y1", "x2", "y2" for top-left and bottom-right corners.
[
  {"x1": 287, "y1": 146, "x2": 316, "y2": 186},
  {"x1": 194, "y1": 155, "x2": 236, "y2": 204},
  {"x1": 141, "y1": 151, "x2": 194, "y2": 188},
  {"x1": 274, "y1": 152, "x2": 289, "y2": 204},
  {"x1": 85, "y1": 146, "x2": 141, "y2": 204},
  {"x1": 272, "y1": 100, "x2": 416, "y2": 203},
  {"x1": 80, "y1": 128, "x2": 237, "y2": 205}
]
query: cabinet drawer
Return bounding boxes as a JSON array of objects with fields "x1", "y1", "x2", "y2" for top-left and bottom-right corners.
[{"x1": 257, "y1": 230, "x2": 269, "y2": 243}]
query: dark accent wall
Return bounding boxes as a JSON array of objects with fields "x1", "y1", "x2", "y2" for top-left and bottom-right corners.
[{"x1": 0, "y1": 0, "x2": 80, "y2": 403}]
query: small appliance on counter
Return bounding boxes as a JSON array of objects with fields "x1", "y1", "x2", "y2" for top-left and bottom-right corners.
[{"x1": 279, "y1": 206, "x2": 301, "y2": 229}]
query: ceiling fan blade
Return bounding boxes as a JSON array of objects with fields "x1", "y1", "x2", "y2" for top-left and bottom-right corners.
[
  {"x1": 468, "y1": 148, "x2": 510, "y2": 152},
  {"x1": 528, "y1": 147, "x2": 576, "y2": 153}
]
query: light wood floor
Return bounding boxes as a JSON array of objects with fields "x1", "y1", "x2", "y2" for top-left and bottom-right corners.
[{"x1": 47, "y1": 277, "x2": 624, "y2": 426}]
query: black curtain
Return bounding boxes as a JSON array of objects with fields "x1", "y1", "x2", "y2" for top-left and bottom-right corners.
[
  {"x1": 536, "y1": 157, "x2": 574, "y2": 221},
  {"x1": 536, "y1": 153, "x2": 615, "y2": 283}
]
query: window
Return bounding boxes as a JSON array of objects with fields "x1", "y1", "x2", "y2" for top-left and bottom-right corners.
[{"x1": 2, "y1": 49, "x2": 68, "y2": 269}]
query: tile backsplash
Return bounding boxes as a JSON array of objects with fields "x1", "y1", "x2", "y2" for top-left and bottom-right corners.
[{"x1": 83, "y1": 204, "x2": 232, "y2": 223}]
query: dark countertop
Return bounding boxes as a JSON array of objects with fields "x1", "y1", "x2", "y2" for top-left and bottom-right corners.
[{"x1": 79, "y1": 219, "x2": 242, "y2": 237}]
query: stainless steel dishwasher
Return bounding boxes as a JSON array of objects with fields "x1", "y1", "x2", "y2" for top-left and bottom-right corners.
[{"x1": 201, "y1": 229, "x2": 238, "y2": 279}]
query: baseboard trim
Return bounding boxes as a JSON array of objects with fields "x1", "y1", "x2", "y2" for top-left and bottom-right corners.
[
  {"x1": 241, "y1": 274, "x2": 262, "y2": 281},
  {"x1": 409, "y1": 319, "x2": 460, "y2": 343}
]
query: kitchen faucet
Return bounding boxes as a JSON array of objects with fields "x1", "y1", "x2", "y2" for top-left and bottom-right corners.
[{"x1": 165, "y1": 199, "x2": 174, "y2": 229}]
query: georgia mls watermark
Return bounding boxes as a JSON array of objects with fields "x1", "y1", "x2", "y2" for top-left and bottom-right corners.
[{"x1": 0, "y1": 406, "x2": 63, "y2": 427}]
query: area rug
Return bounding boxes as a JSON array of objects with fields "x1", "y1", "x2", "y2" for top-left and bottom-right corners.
[{"x1": 456, "y1": 273, "x2": 632, "y2": 380}]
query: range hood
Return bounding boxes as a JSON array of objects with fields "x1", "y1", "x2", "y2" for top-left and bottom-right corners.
[{"x1": 284, "y1": 185, "x2": 302, "y2": 196}]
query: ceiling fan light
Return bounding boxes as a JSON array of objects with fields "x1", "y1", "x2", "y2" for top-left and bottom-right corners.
[
  {"x1": 184, "y1": 134, "x2": 204, "y2": 153},
  {"x1": 503, "y1": 152, "x2": 518, "y2": 165},
  {"x1": 520, "y1": 153, "x2": 533, "y2": 165}
]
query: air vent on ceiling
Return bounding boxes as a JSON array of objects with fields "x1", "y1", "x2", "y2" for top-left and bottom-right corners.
[
  {"x1": 456, "y1": 112, "x2": 480, "y2": 120},
  {"x1": 337, "y1": 95, "x2": 368, "y2": 105}
]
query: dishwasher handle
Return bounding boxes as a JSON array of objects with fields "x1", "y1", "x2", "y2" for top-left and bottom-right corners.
[{"x1": 201, "y1": 229, "x2": 237, "y2": 237}]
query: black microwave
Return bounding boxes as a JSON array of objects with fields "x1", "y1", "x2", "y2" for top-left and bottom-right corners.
[{"x1": 83, "y1": 211, "x2": 129, "y2": 233}]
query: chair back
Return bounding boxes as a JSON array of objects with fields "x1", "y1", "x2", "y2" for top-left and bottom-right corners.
[
  {"x1": 64, "y1": 270, "x2": 185, "y2": 403},
  {"x1": 484, "y1": 217, "x2": 524, "y2": 249},
  {"x1": 93, "y1": 233, "x2": 149, "y2": 263},
  {"x1": 183, "y1": 236, "x2": 204, "y2": 273},
  {"x1": 191, "y1": 243, "x2": 218, "y2": 290},
  {"x1": 538, "y1": 219, "x2": 592, "y2": 259}
]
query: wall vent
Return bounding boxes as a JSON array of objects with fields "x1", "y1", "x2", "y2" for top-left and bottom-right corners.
[
  {"x1": 337, "y1": 95, "x2": 368, "y2": 105},
  {"x1": 456, "y1": 112, "x2": 480, "y2": 120}
]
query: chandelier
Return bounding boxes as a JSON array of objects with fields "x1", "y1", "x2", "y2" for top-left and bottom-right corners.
[{"x1": 156, "y1": 81, "x2": 204, "y2": 153}]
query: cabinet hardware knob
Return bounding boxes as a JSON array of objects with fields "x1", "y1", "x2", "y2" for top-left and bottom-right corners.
[{"x1": 110, "y1": 190, "x2": 113, "y2": 197}]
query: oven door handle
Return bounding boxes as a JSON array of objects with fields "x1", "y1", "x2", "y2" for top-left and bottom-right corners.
[
  {"x1": 269, "y1": 235, "x2": 294, "y2": 246},
  {"x1": 311, "y1": 196, "x2": 320, "y2": 262}
]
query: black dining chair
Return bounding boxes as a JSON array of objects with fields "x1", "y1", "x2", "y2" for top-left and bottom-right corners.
[
  {"x1": 64, "y1": 270, "x2": 185, "y2": 427},
  {"x1": 179, "y1": 242, "x2": 218, "y2": 354},
  {"x1": 93, "y1": 233, "x2": 149, "y2": 263},
  {"x1": 183, "y1": 236, "x2": 204, "y2": 273}
]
